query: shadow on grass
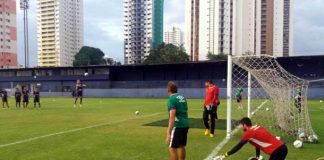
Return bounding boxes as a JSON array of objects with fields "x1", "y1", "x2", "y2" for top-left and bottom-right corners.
[{"x1": 144, "y1": 118, "x2": 239, "y2": 130}]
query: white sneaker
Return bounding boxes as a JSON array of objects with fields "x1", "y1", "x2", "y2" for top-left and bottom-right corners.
[
  {"x1": 74, "y1": 104, "x2": 76, "y2": 108},
  {"x1": 79, "y1": 104, "x2": 82, "y2": 107}
]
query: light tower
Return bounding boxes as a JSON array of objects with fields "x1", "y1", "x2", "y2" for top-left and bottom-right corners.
[{"x1": 20, "y1": 0, "x2": 29, "y2": 68}]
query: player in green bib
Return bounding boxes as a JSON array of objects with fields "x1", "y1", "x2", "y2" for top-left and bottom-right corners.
[
  {"x1": 235, "y1": 87, "x2": 244, "y2": 109},
  {"x1": 166, "y1": 82, "x2": 189, "y2": 160}
]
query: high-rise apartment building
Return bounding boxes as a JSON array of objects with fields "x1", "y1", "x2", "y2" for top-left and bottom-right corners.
[
  {"x1": 123, "y1": 0, "x2": 164, "y2": 64},
  {"x1": 0, "y1": 0, "x2": 17, "y2": 68},
  {"x1": 37, "y1": 0, "x2": 83, "y2": 67},
  {"x1": 164, "y1": 27, "x2": 183, "y2": 47},
  {"x1": 199, "y1": 0, "x2": 233, "y2": 60},
  {"x1": 185, "y1": 0, "x2": 200, "y2": 61},
  {"x1": 187, "y1": 0, "x2": 234, "y2": 61},
  {"x1": 234, "y1": 0, "x2": 293, "y2": 57},
  {"x1": 186, "y1": 0, "x2": 293, "y2": 61}
]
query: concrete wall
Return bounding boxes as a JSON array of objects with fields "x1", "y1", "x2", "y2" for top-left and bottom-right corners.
[{"x1": 39, "y1": 87, "x2": 324, "y2": 99}]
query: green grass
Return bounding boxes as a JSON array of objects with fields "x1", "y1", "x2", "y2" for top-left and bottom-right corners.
[{"x1": 0, "y1": 98, "x2": 323, "y2": 160}]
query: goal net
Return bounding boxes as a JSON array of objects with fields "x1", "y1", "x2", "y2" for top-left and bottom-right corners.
[{"x1": 228, "y1": 55, "x2": 318, "y2": 142}]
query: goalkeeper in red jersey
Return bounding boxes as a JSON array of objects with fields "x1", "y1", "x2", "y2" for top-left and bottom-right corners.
[{"x1": 215, "y1": 117, "x2": 288, "y2": 160}]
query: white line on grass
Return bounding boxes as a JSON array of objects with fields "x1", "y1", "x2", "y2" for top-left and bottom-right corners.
[
  {"x1": 0, "y1": 112, "x2": 162, "y2": 148},
  {"x1": 204, "y1": 101, "x2": 268, "y2": 160}
]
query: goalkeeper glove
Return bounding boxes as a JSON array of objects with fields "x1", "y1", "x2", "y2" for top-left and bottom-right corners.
[
  {"x1": 214, "y1": 153, "x2": 228, "y2": 160},
  {"x1": 224, "y1": 153, "x2": 229, "y2": 157}
]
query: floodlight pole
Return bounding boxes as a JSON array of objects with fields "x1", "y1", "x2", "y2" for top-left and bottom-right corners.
[
  {"x1": 247, "y1": 72, "x2": 252, "y2": 118},
  {"x1": 20, "y1": 0, "x2": 29, "y2": 68},
  {"x1": 226, "y1": 54, "x2": 233, "y2": 139}
]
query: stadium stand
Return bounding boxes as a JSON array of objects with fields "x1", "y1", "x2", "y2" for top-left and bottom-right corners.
[{"x1": 0, "y1": 56, "x2": 323, "y2": 98}]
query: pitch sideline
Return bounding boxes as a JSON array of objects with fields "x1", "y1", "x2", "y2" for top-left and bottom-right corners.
[{"x1": 204, "y1": 100, "x2": 269, "y2": 160}]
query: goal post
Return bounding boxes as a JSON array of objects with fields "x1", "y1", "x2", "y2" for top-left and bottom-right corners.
[
  {"x1": 226, "y1": 54, "x2": 318, "y2": 142},
  {"x1": 226, "y1": 54, "x2": 233, "y2": 138}
]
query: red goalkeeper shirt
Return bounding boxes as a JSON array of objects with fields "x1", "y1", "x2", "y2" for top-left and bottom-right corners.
[
  {"x1": 241, "y1": 125, "x2": 284, "y2": 155},
  {"x1": 204, "y1": 85, "x2": 219, "y2": 106}
]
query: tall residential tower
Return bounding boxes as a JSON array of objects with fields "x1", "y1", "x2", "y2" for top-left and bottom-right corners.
[
  {"x1": 186, "y1": 0, "x2": 234, "y2": 61},
  {"x1": 0, "y1": 0, "x2": 17, "y2": 68},
  {"x1": 123, "y1": 0, "x2": 164, "y2": 64},
  {"x1": 37, "y1": 0, "x2": 83, "y2": 67},
  {"x1": 234, "y1": 0, "x2": 294, "y2": 57},
  {"x1": 185, "y1": 0, "x2": 293, "y2": 60},
  {"x1": 164, "y1": 27, "x2": 183, "y2": 47},
  {"x1": 185, "y1": 0, "x2": 200, "y2": 61}
]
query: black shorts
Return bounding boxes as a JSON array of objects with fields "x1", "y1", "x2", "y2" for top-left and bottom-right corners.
[
  {"x1": 203, "y1": 105, "x2": 218, "y2": 120},
  {"x1": 16, "y1": 97, "x2": 21, "y2": 102},
  {"x1": 2, "y1": 98, "x2": 8, "y2": 102},
  {"x1": 269, "y1": 144, "x2": 288, "y2": 160},
  {"x1": 169, "y1": 127, "x2": 189, "y2": 148},
  {"x1": 77, "y1": 91, "x2": 83, "y2": 97},
  {"x1": 23, "y1": 97, "x2": 29, "y2": 103},
  {"x1": 237, "y1": 96, "x2": 242, "y2": 103},
  {"x1": 34, "y1": 97, "x2": 40, "y2": 103}
]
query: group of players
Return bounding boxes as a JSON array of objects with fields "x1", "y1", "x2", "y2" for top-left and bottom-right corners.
[
  {"x1": 0, "y1": 79, "x2": 86, "y2": 109},
  {"x1": 166, "y1": 80, "x2": 288, "y2": 160},
  {"x1": 0, "y1": 87, "x2": 41, "y2": 109}
]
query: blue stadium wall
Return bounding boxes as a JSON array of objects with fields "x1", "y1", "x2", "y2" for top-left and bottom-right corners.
[{"x1": 0, "y1": 56, "x2": 323, "y2": 98}]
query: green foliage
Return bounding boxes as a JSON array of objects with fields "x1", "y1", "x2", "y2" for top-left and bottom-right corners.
[
  {"x1": 144, "y1": 43, "x2": 189, "y2": 64},
  {"x1": 206, "y1": 52, "x2": 228, "y2": 61},
  {"x1": 73, "y1": 46, "x2": 105, "y2": 66},
  {"x1": 104, "y1": 58, "x2": 122, "y2": 66}
]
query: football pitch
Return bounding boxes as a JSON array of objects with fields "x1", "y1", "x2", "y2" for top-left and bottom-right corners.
[{"x1": 0, "y1": 98, "x2": 323, "y2": 160}]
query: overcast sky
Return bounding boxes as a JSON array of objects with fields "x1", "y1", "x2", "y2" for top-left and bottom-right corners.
[{"x1": 16, "y1": 0, "x2": 324, "y2": 66}]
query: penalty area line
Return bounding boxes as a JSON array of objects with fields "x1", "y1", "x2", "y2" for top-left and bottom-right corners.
[
  {"x1": 204, "y1": 100, "x2": 268, "y2": 160},
  {"x1": 0, "y1": 112, "x2": 162, "y2": 148}
]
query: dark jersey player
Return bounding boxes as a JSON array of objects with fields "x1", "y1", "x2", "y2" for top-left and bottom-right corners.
[
  {"x1": 74, "y1": 80, "x2": 86, "y2": 107},
  {"x1": 203, "y1": 80, "x2": 220, "y2": 138},
  {"x1": 34, "y1": 88, "x2": 41, "y2": 108},
  {"x1": 217, "y1": 117, "x2": 288, "y2": 160},
  {"x1": 15, "y1": 88, "x2": 22, "y2": 108},
  {"x1": 1, "y1": 89, "x2": 9, "y2": 109},
  {"x1": 22, "y1": 87, "x2": 30, "y2": 108},
  {"x1": 166, "y1": 82, "x2": 189, "y2": 160}
]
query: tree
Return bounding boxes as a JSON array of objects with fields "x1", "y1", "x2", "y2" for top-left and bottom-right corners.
[
  {"x1": 206, "y1": 52, "x2": 227, "y2": 61},
  {"x1": 104, "y1": 57, "x2": 121, "y2": 66},
  {"x1": 144, "y1": 43, "x2": 189, "y2": 64},
  {"x1": 73, "y1": 46, "x2": 105, "y2": 66}
]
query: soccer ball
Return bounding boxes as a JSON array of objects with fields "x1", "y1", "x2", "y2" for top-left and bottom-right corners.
[
  {"x1": 308, "y1": 135, "x2": 319, "y2": 143},
  {"x1": 135, "y1": 111, "x2": 140, "y2": 115},
  {"x1": 320, "y1": 100, "x2": 323, "y2": 103},
  {"x1": 298, "y1": 132, "x2": 306, "y2": 140},
  {"x1": 293, "y1": 140, "x2": 303, "y2": 148},
  {"x1": 266, "y1": 108, "x2": 270, "y2": 111},
  {"x1": 84, "y1": 72, "x2": 89, "y2": 76},
  {"x1": 251, "y1": 112, "x2": 255, "y2": 115}
]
